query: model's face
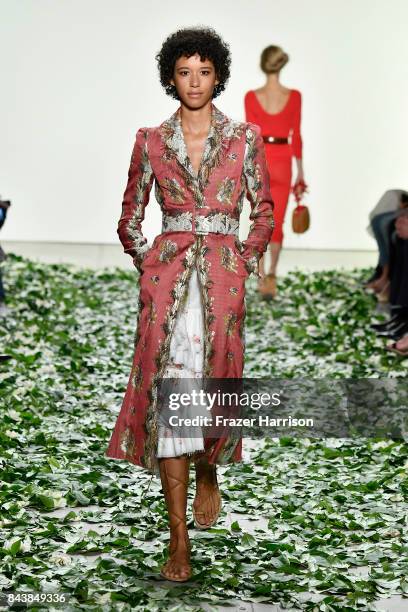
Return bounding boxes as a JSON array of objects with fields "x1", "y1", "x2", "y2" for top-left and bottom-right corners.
[{"x1": 170, "y1": 54, "x2": 219, "y2": 108}]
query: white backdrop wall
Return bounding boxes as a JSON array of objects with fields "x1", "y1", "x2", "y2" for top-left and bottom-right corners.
[{"x1": 1, "y1": 0, "x2": 407, "y2": 250}]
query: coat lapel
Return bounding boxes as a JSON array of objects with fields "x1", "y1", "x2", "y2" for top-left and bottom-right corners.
[{"x1": 159, "y1": 103, "x2": 231, "y2": 187}]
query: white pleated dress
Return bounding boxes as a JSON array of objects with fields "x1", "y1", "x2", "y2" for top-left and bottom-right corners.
[{"x1": 156, "y1": 265, "x2": 209, "y2": 458}]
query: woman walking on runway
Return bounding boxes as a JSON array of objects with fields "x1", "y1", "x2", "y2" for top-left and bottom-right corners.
[
  {"x1": 245, "y1": 45, "x2": 307, "y2": 299},
  {"x1": 105, "y1": 27, "x2": 274, "y2": 581}
]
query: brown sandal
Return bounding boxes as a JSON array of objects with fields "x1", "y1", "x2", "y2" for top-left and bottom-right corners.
[
  {"x1": 258, "y1": 273, "x2": 277, "y2": 300},
  {"x1": 159, "y1": 457, "x2": 192, "y2": 582},
  {"x1": 192, "y1": 463, "x2": 222, "y2": 529},
  {"x1": 193, "y1": 491, "x2": 222, "y2": 529}
]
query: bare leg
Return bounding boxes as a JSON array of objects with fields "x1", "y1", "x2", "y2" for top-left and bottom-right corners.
[
  {"x1": 269, "y1": 241, "x2": 282, "y2": 275},
  {"x1": 159, "y1": 456, "x2": 191, "y2": 581},
  {"x1": 259, "y1": 249, "x2": 267, "y2": 277},
  {"x1": 258, "y1": 242, "x2": 281, "y2": 299},
  {"x1": 192, "y1": 454, "x2": 221, "y2": 528}
]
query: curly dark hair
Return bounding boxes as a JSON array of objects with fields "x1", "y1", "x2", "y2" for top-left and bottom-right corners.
[{"x1": 155, "y1": 26, "x2": 231, "y2": 100}]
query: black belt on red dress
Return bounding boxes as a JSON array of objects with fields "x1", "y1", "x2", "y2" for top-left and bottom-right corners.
[{"x1": 262, "y1": 135, "x2": 289, "y2": 144}]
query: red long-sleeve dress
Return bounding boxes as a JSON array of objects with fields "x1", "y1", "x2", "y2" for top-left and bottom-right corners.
[{"x1": 244, "y1": 89, "x2": 302, "y2": 244}]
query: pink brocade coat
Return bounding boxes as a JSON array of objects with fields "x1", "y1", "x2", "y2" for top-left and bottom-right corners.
[{"x1": 105, "y1": 103, "x2": 275, "y2": 475}]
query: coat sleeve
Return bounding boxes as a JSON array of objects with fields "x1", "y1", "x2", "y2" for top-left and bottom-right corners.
[
  {"x1": 117, "y1": 127, "x2": 154, "y2": 271},
  {"x1": 240, "y1": 123, "x2": 275, "y2": 278}
]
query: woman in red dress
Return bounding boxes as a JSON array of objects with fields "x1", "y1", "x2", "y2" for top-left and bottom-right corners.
[
  {"x1": 105, "y1": 27, "x2": 274, "y2": 582},
  {"x1": 245, "y1": 45, "x2": 306, "y2": 298}
]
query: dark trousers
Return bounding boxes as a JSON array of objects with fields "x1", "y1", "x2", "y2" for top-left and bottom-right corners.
[
  {"x1": 388, "y1": 221, "x2": 408, "y2": 309},
  {"x1": 371, "y1": 210, "x2": 398, "y2": 266},
  {"x1": 0, "y1": 271, "x2": 5, "y2": 302}
]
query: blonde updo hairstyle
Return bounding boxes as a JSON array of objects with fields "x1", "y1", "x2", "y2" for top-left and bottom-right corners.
[{"x1": 260, "y1": 45, "x2": 289, "y2": 74}]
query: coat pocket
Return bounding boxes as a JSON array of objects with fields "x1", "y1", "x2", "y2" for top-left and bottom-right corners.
[
  {"x1": 140, "y1": 237, "x2": 159, "y2": 269},
  {"x1": 233, "y1": 238, "x2": 259, "y2": 278},
  {"x1": 230, "y1": 240, "x2": 248, "y2": 279}
]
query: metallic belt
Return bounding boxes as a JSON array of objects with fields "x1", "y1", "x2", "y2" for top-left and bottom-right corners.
[
  {"x1": 263, "y1": 135, "x2": 289, "y2": 144},
  {"x1": 162, "y1": 212, "x2": 240, "y2": 237}
]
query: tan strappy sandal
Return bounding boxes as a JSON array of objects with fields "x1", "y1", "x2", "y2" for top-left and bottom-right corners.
[
  {"x1": 192, "y1": 463, "x2": 222, "y2": 529},
  {"x1": 159, "y1": 458, "x2": 192, "y2": 582},
  {"x1": 193, "y1": 494, "x2": 222, "y2": 529}
]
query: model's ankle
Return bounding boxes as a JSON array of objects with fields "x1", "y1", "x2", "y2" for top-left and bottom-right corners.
[{"x1": 170, "y1": 523, "x2": 189, "y2": 539}]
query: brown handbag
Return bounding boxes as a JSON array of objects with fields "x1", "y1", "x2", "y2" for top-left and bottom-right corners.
[
  {"x1": 291, "y1": 179, "x2": 310, "y2": 233},
  {"x1": 292, "y1": 203, "x2": 310, "y2": 233}
]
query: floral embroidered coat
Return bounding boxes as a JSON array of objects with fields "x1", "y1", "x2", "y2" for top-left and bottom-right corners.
[{"x1": 105, "y1": 103, "x2": 274, "y2": 475}]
